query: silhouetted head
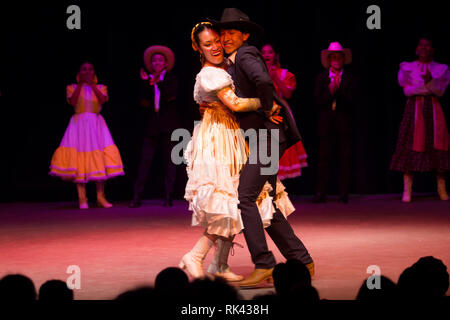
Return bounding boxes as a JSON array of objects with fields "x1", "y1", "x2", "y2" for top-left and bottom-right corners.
[
  {"x1": 356, "y1": 275, "x2": 398, "y2": 302},
  {"x1": 186, "y1": 277, "x2": 239, "y2": 302},
  {"x1": 398, "y1": 256, "x2": 449, "y2": 300},
  {"x1": 273, "y1": 259, "x2": 312, "y2": 297},
  {"x1": 155, "y1": 267, "x2": 189, "y2": 292},
  {"x1": 0, "y1": 274, "x2": 36, "y2": 302},
  {"x1": 289, "y1": 284, "x2": 320, "y2": 303},
  {"x1": 39, "y1": 280, "x2": 74, "y2": 302},
  {"x1": 116, "y1": 286, "x2": 157, "y2": 303}
]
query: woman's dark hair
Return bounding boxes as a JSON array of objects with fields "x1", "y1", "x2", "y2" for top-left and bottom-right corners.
[
  {"x1": 192, "y1": 23, "x2": 220, "y2": 65},
  {"x1": 415, "y1": 34, "x2": 436, "y2": 59},
  {"x1": 261, "y1": 42, "x2": 279, "y2": 54},
  {"x1": 79, "y1": 60, "x2": 94, "y2": 70},
  {"x1": 192, "y1": 23, "x2": 220, "y2": 50},
  {"x1": 416, "y1": 33, "x2": 436, "y2": 49}
]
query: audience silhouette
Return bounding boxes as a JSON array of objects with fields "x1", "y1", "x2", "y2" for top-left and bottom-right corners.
[
  {"x1": 39, "y1": 279, "x2": 74, "y2": 302},
  {"x1": 397, "y1": 256, "x2": 449, "y2": 300},
  {"x1": 1, "y1": 255, "x2": 448, "y2": 308},
  {"x1": 0, "y1": 274, "x2": 36, "y2": 302},
  {"x1": 356, "y1": 275, "x2": 398, "y2": 302}
]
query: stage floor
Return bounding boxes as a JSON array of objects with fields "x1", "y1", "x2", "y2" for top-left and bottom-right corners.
[{"x1": 1, "y1": 194, "x2": 449, "y2": 300}]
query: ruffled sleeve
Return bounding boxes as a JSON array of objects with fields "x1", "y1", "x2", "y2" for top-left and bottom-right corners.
[
  {"x1": 199, "y1": 67, "x2": 233, "y2": 92},
  {"x1": 97, "y1": 84, "x2": 109, "y2": 102},
  {"x1": 425, "y1": 63, "x2": 450, "y2": 97},
  {"x1": 281, "y1": 69, "x2": 297, "y2": 91},
  {"x1": 398, "y1": 62, "x2": 430, "y2": 96},
  {"x1": 398, "y1": 62, "x2": 412, "y2": 88},
  {"x1": 66, "y1": 84, "x2": 76, "y2": 100},
  {"x1": 194, "y1": 67, "x2": 234, "y2": 104}
]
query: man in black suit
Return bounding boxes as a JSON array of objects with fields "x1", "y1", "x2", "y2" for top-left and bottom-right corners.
[
  {"x1": 129, "y1": 45, "x2": 180, "y2": 208},
  {"x1": 313, "y1": 42, "x2": 359, "y2": 204},
  {"x1": 211, "y1": 8, "x2": 314, "y2": 287}
]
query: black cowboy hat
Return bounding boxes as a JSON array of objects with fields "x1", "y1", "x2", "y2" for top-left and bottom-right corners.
[{"x1": 207, "y1": 8, "x2": 264, "y2": 38}]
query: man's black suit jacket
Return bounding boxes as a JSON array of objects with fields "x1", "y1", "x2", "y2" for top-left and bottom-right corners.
[
  {"x1": 314, "y1": 69, "x2": 359, "y2": 136},
  {"x1": 228, "y1": 44, "x2": 302, "y2": 148},
  {"x1": 139, "y1": 71, "x2": 180, "y2": 137}
]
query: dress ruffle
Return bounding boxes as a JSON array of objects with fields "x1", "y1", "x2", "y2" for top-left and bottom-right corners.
[
  {"x1": 184, "y1": 108, "x2": 296, "y2": 237},
  {"x1": 278, "y1": 140, "x2": 308, "y2": 180},
  {"x1": 194, "y1": 67, "x2": 234, "y2": 104},
  {"x1": 257, "y1": 179, "x2": 296, "y2": 228},
  {"x1": 49, "y1": 112, "x2": 124, "y2": 183},
  {"x1": 184, "y1": 109, "x2": 246, "y2": 238}
]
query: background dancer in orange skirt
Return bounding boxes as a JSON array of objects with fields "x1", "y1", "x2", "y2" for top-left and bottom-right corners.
[{"x1": 49, "y1": 62, "x2": 124, "y2": 209}]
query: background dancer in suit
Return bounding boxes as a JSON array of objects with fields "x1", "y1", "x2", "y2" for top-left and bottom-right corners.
[
  {"x1": 129, "y1": 45, "x2": 180, "y2": 208},
  {"x1": 312, "y1": 42, "x2": 359, "y2": 204}
]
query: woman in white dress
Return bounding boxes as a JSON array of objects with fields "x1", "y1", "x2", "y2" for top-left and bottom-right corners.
[{"x1": 179, "y1": 22, "x2": 295, "y2": 281}]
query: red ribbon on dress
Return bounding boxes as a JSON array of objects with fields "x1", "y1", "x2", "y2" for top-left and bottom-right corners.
[{"x1": 412, "y1": 96, "x2": 449, "y2": 152}]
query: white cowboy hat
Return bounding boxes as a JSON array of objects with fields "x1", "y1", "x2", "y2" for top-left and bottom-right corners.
[
  {"x1": 143, "y1": 45, "x2": 175, "y2": 73},
  {"x1": 321, "y1": 42, "x2": 352, "y2": 68}
]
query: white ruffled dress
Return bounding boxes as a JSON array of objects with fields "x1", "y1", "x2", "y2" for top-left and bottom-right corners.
[{"x1": 184, "y1": 66, "x2": 295, "y2": 238}]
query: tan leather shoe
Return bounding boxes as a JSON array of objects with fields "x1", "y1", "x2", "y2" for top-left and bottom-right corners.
[
  {"x1": 239, "y1": 268, "x2": 274, "y2": 288},
  {"x1": 210, "y1": 267, "x2": 244, "y2": 282},
  {"x1": 306, "y1": 262, "x2": 315, "y2": 277}
]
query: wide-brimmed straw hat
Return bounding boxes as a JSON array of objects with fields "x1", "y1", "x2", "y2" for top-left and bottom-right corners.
[
  {"x1": 207, "y1": 8, "x2": 264, "y2": 39},
  {"x1": 143, "y1": 45, "x2": 175, "y2": 73},
  {"x1": 321, "y1": 42, "x2": 352, "y2": 68}
]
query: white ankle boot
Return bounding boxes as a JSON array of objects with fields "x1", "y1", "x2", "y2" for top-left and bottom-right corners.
[
  {"x1": 207, "y1": 239, "x2": 244, "y2": 282},
  {"x1": 179, "y1": 235, "x2": 214, "y2": 278},
  {"x1": 402, "y1": 173, "x2": 413, "y2": 202},
  {"x1": 437, "y1": 174, "x2": 449, "y2": 201}
]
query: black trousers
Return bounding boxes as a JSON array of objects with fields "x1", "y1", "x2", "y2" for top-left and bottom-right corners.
[
  {"x1": 316, "y1": 132, "x2": 351, "y2": 197},
  {"x1": 133, "y1": 133, "x2": 176, "y2": 200},
  {"x1": 237, "y1": 133, "x2": 313, "y2": 269}
]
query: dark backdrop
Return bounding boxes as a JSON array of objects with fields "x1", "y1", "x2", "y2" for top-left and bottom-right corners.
[{"x1": 0, "y1": 0, "x2": 448, "y2": 202}]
